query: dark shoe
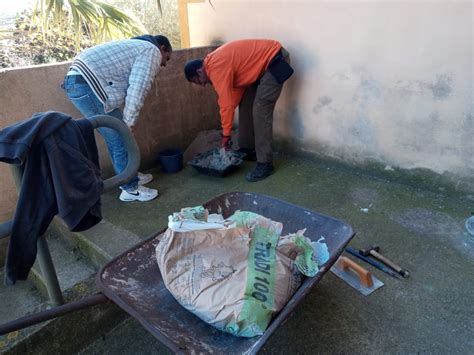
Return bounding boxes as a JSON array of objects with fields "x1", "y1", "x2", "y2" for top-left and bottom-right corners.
[
  {"x1": 237, "y1": 148, "x2": 257, "y2": 161},
  {"x1": 246, "y1": 163, "x2": 274, "y2": 182}
]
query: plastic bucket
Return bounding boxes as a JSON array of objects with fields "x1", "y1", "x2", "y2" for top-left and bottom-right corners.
[{"x1": 159, "y1": 149, "x2": 183, "y2": 173}]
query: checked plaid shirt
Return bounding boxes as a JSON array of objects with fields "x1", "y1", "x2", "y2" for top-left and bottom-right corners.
[{"x1": 70, "y1": 39, "x2": 162, "y2": 126}]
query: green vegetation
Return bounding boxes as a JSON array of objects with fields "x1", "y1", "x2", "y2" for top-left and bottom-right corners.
[
  {"x1": 1, "y1": 10, "x2": 95, "y2": 68},
  {"x1": 33, "y1": 0, "x2": 146, "y2": 45},
  {"x1": 0, "y1": 0, "x2": 181, "y2": 68},
  {"x1": 104, "y1": 0, "x2": 181, "y2": 49}
]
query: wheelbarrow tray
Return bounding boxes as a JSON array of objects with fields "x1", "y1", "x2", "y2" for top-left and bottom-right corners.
[{"x1": 96, "y1": 192, "x2": 355, "y2": 354}]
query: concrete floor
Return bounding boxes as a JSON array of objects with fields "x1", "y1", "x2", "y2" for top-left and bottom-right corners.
[{"x1": 94, "y1": 152, "x2": 473, "y2": 354}]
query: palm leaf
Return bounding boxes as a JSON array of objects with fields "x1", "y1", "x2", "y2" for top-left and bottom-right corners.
[{"x1": 33, "y1": 0, "x2": 146, "y2": 46}]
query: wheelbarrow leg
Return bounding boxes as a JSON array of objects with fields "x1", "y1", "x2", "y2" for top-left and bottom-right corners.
[
  {"x1": 37, "y1": 235, "x2": 64, "y2": 306},
  {"x1": 10, "y1": 164, "x2": 64, "y2": 306}
]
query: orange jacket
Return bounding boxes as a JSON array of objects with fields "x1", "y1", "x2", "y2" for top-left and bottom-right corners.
[{"x1": 204, "y1": 39, "x2": 282, "y2": 136}]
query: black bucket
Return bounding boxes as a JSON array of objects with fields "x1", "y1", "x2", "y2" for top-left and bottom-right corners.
[{"x1": 159, "y1": 149, "x2": 183, "y2": 173}]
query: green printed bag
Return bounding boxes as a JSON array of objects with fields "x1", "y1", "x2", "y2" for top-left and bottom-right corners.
[{"x1": 156, "y1": 210, "x2": 322, "y2": 337}]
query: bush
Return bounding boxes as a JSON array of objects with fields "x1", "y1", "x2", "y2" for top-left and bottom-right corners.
[
  {"x1": 104, "y1": 0, "x2": 181, "y2": 49},
  {"x1": 0, "y1": 0, "x2": 182, "y2": 69},
  {"x1": 0, "y1": 10, "x2": 94, "y2": 68}
]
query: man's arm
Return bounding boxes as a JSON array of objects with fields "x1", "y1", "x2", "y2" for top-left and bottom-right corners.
[
  {"x1": 211, "y1": 68, "x2": 245, "y2": 137},
  {"x1": 123, "y1": 46, "x2": 162, "y2": 127}
]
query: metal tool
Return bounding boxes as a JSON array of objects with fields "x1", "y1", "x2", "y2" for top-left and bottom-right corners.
[
  {"x1": 345, "y1": 247, "x2": 400, "y2": 279},
  {"x1": 330, "y1": 256, "x2": 384, "y2": 295},
  {"x1": 359, "y1": 245, "x2": 410, "y2": 278}
]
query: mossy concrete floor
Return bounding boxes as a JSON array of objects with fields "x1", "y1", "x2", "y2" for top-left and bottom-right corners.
[{"x1": 98, "y1": 152, "x2": 473, "y2": 354}]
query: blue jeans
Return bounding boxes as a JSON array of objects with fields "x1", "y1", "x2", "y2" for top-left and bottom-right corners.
[{"x1": 63, "y1": 75, "x2": 139, "y2": 191}]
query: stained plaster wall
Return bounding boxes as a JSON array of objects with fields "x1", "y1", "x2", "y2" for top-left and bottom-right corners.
[
  {"x1": 187, "y1": 0, "x2": 474, "y2": 191},
  {"x1": 0, "y1": 47, "x2": 220, "y2": 258}
]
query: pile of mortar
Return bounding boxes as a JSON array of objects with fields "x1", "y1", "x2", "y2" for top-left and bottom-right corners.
[{"x1": 193, "y1": 148, "x2": 242, "y2": 170}]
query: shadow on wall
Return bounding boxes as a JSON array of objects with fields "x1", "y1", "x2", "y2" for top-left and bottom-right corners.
[
  {"x1": 210, "y1": 37, "x2": 225, "y2": 46},
  {"x1": 277, "y1": 41, "x2": 319, "y2": 141}
]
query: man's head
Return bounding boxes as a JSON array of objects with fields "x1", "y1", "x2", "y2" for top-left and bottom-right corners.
[
  {"x1": 153, "y1": 35, "x2": 172, "y2": 67},
  {"x1": 184, "y1": 59, "x2": 209, "y2": 86}
]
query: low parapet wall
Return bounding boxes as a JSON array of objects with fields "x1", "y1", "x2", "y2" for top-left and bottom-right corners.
[{"x1": 0, "y1": 46, "x2": 220, "y2": 250}]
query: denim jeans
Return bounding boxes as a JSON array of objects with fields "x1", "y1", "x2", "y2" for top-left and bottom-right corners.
[{"x1": 63, "y1": 75, "x2": 139, "y2": 191}]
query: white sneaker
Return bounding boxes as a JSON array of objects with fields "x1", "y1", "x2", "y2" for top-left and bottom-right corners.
[
  {"x1": 138, "y1": 172, "x2": 153, "y2": 186},
  {"x1": 119, "y1": 185, "x2": 159, "y2": 202}
]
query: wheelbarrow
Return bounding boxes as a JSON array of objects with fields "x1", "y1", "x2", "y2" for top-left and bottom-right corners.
[
  {"x1": 1, "y1": 192, "x2": 354, "y2": 353},
  {"x1": 0, "y1": 113, "x2": 354, "y2": 352},
  {"x1": 96, "y1": 192, "x2": 355, "y2": 353}
]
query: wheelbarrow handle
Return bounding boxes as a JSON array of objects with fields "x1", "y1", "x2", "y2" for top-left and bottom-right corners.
[{"x1": 0, "y1": 293, "x2": 109, "y2": 336}]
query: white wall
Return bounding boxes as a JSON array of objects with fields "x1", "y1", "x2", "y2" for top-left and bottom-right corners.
[{"x1": 187, "y1": 0, "x2": 473, "y2": 188}]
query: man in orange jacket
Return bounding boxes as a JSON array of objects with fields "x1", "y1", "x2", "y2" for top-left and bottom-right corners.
[{"x1": 184, "y1": 39, "x2": 293, "y2": 182}]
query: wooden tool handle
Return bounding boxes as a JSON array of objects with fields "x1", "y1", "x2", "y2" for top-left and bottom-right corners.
[
  {"x1": 371, "y1": 251, "x2": 400, "y2": 271},
  {"x1": 371, "y1": 250, "x2": 409, "y2": 278},
  {"x1": 337, "y1": 256, "x2": 373, "y2": 288}
]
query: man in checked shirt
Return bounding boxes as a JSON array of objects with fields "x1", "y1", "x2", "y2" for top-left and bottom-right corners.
[
  {"x1": 184, "y1": 39, "x2": 293, "y2": 182},
  {"x1": 63, "y1": 35, "x2": 172, "y2": 202}
]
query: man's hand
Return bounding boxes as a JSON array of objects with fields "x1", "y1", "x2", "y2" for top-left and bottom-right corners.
[{"x1": 221, "y1": 135, "x2": 232, "y2": 150}]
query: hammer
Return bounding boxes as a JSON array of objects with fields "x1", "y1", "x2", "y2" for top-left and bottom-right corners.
[{"x1": 359, "y1": 245, "x2": 410, "y2": 278}]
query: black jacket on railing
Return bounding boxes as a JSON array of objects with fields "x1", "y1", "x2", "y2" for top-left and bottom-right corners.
[{"x1": 0, "y1": 111, "x2": 103, "y2": 285}]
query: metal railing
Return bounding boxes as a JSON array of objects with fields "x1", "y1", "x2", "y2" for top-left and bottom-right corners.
[{"x1": 0, "y1": 114, "x2": 140, "y2": 306}]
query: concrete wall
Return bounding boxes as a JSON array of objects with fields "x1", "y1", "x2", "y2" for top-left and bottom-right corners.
[
  {"x1": 187, "y1": 0, "x2": 474, "y2": 191},
  {"x1": 0, "y1": 46, "x2": 220, "y2": 230}
]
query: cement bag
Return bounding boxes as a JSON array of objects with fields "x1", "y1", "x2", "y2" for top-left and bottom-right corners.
[{"x1": 156, "y1": 207, "x2": 322, "y2": 337}]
